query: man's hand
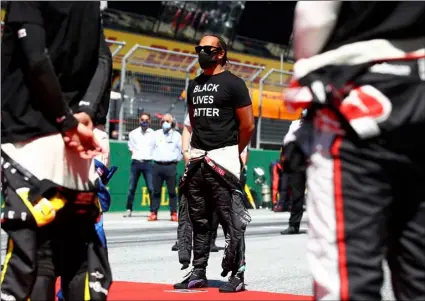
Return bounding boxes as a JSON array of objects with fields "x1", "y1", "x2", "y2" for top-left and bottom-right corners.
[
  {"x1": 63, "y1": 123, "x2": 102, "y2": 159},
  {"x1": 74, "y1": 112, "x2": 93, "y2": 130}
]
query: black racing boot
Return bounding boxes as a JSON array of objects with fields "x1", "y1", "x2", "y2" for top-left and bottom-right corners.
[
  {"x1": 173, "y1": 268, "x2": 208, "y2": 289},
  {"x1": 280, "y1": 225, "x2": 300, "y2": 235},
  {"x1": 171, "y1": 241, "x2": 178, "y2": 251},
  {"x1": 219, "y1": 271, "x2": 245, "y2": 293}
]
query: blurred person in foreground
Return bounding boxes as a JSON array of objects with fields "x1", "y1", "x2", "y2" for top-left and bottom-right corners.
[
  {"x1": 175, "y1": 34, "x2": 254, "y2": 293},
  {"x1": 285, "y1": 2, "x2": 425, "y2": 300},
  {"x1": 148, "y1": 113, "x2": 182, "y2": 221},
  {"x1": 1, "y1": 2, "x2": 113, "y2": 300},
  {"x1": 124, "y1": 112, "x2": 154, "y2": 217},
  {"x1": 57, "y1": 2, "x2": 117, "y2": 300},
  {"x1": 280, "y1": 110, "x2": 307, "y2": 235}
]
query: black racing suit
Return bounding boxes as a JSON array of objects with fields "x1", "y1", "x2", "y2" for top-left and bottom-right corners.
[
  {"x1": 287, "y1": 2, "x2": 425, "y2": 299},
  {"x1": 177, "y1": 156, "x2": 251, "y2": 276}
]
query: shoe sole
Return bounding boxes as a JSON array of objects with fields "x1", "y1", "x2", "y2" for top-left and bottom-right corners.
[
  {"x1": 219, "y1": 284, "x2": 245, "y2": 293},
  {"x1": 174, "y1": 279, "x2": 208, "y2": 290}
]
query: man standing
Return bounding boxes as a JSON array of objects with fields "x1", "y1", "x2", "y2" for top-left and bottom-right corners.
[
  {"x1": 148, "y1": 113, "x2": 182, "y2": 221},
  {"x1": 175, "y1": 34, "x2": 254, "y2": 293},
  {"x1": 280, "y1": 112, "x2": 306, "y2": 234},
  {"x1": 124, "y1": 112, "x2": 154, "y2": 217},
  {"x1": 1, "y1": 2, "x2": 112, "y2": 300},
  {"x1": 286, "y1": 2, "x2": 425, "y2": 300}
]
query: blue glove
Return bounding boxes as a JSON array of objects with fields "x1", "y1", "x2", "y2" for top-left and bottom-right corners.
[
  {"x1": 98, "y1": 180, "x2": 111, "y2": 212},
  {"x1": 94, "y1": 159, "x2": 118, "y2": 186},
  {"x1": 95, "y1": 215, "x2": 107, "y2": 247},
  {"x1": 57, "y1": 288, "x2": 64, "y2": 301}
]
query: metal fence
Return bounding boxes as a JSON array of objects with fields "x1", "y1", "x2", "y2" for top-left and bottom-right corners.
[
  {"x1": 117, "y1": 44, "x2": 199, "y2": 140},
  {"x1": 116, "y1": 45, "x2": 265, "y2": 140},
  {"x1": 105, "y1": 39, "x2": 126, "y2": 57},
  {"x1": 105, "y1": 39, "x2": 126, "y2": 135},
  {"x1": 256, "y1": 68, "x2": 294, "y2": 149}
]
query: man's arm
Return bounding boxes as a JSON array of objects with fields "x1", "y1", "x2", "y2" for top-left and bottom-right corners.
[
  {"x1": 293, "y1": 1, "x2": 342, "y2": 59},
  {"x1": 8, "y1": 1, "x2": 78, "y2": 132},
  {"x1": 240, "y1": 147, "x2": 249, "y2": 166},
  {"x1": 236, "y1": 105, "x2": 254, "y2": 154},
  {"x1": 127, "y1": 131, "x2": 135, "y2": 155},
  {"x1": 176, "y1": 132, "x2": 183, "y2": 161},
  {"x1": 232, "y1": 78, "x2": 254, "y2": 154},
  {"x1": 181, "y1": 114, "x2": 192, "y2": 163},
  {"x1": 76, "y1": 28, "x2": 113, "y2": 120},
  {"x1": 182, "y1": 126, "x2": 191, "y2": 150}
]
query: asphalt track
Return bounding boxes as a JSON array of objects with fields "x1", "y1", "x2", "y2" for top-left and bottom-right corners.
[{"x1": 1, "y1": 210, "x2": 396, "y2": 300}]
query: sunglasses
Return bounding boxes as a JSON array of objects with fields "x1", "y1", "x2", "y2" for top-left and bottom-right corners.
[{"x1": 195, "y1": 45, "x2": 222, "y2": 55}]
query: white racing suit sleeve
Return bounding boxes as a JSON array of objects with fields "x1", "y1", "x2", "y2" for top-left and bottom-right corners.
[
  {"x1": 94, "y1": 127, "x2": 110, "y2": 167},
  {"x1": 293, "y1": 1, "x2": 342, "y2": 60},
  {"x1": 190, "y1": 145, "x2": 241, "y2": 179},
  {"x1": 283, "y1": 119, "x2": 302, "y2": 146}
]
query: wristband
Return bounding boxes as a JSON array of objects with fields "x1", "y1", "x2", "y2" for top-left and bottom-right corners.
[{"x1": 57, "y1": 112, "x2": 78, "y2": 133}]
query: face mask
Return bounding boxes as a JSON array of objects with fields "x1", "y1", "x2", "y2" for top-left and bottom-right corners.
[
  {"x1": 162, "y1": 121, "x2": 171, "y2": 132},
  {"x1": 140, "y1": 121, "x2": 149, "y2": 128},
  {"x1": 198, "y1": 52, "x2": 219, "y2": 70}
]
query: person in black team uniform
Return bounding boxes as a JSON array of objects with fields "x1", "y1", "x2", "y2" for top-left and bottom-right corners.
[
  {"x1": 280, "y1": 111, "x2": 307, "y2": 235},
  {"x1": 1, "y1": 2, "x2": 113, "y2": 301},
  {"x1": 285, "y1": 2, "x2": 425, "y2": 300},
  {"x1": 175, "y1": 34, "x2": 255, "y2": 293}
]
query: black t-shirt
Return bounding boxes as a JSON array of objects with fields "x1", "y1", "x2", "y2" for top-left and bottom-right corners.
[
  {"x1": 1, "y1": 2, "x2": 101, "y2": 143},
  {"x1": 322, "y1": 2, "x2": 425, "y2": 53},
  {"x1": 187, "y1": 70, "x2": 252, "y2": 151}
]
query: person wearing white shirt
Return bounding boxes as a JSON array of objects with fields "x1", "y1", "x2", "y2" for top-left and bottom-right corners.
[
  {"x1": 124, "y1": 112, "x2": 154, "y2": 217},
  {"x1": 148, "y1": 114, "x2": 182, "y2": 222}
]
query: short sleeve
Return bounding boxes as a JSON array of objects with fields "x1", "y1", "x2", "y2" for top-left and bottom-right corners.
[
  {"x1": 6, "y1": 2, "x2": 44, "y2": 26},
  {"x1": 232, "y1": 77, "x2": 252, "y2": 108}
]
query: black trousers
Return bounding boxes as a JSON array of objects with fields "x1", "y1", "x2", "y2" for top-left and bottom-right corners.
[
  {"x1": 151, "y1": 162, "x2": 177, "y2": 213},
  {"x1": 1, "y1": 196, "x2": 111, "y2": 301},
  {"x1": 288, "y1": 171, "x2": 306, "y2": 229},
  {"x1": 126, "y1": 160, "x2": 153, "y2": 211},
  {"x1": 186, "y1": 166, "x2": 246, "y2": 271},
  {"x1": 277, "y1": 173, "x2": 290, "y2": 208}
]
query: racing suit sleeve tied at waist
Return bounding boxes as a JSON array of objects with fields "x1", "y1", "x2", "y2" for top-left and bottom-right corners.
[
  {"x1": 0, "y1": 151, "x2": 112, "y2": 301},
  {"x1": 177, "y1": 155, "x2": 251, "y2": 275}
]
